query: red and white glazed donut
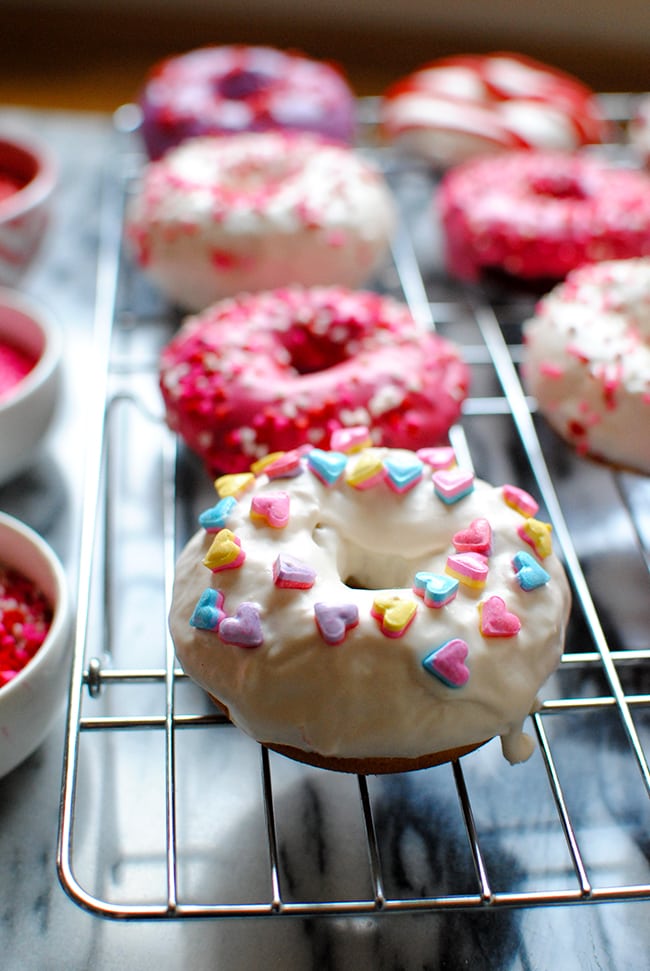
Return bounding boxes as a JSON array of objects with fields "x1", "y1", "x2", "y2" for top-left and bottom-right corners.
[
  {"x1": 126, "y1": 132, "x2": 396, "y2": 311},
  {"x1": 523, "y1": 258, "x2": 650, "y2": 473},
  {"x1": 380, "y1": 52, "x2": 609, "y2": 168},
  {"x1": 439, "y1": 150, "x2": 650, "y2": 282},
  {"x1": 159, "y1": 286, "x2": 470, "y2": 474},
  {"x1": 138, "y1": 44, "x2": 357, "y2": 160},
  {"x1": 169, "y1": 438, "x2": 571, "y2": 774}
]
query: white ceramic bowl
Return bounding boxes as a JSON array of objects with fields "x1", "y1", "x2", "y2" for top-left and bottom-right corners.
[
  {"x1": 0, "y1": 287, "x2": 62, "y2": 486},
  {"x1": 0, "y1": 131, "x2": 57, "y2": 286},
  {"x1": 0, "y1": 512, "x2": 72, "y2": 778}
]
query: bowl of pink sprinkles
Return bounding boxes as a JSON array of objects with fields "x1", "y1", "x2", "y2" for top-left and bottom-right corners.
[{"x1": 0, "y1": 512, "x2": 71, "y2": 778}]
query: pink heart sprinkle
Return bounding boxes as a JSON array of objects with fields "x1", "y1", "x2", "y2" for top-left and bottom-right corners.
[
  {"x1": 423, "y1": 638, "x2": 470, "y2": 688},
  {"x1": 314, "y1": 602, "x2": 359, "y2": 645},
  {"x1": 452, "y1": 517, "x2": 492, "y2": 554},
  {"x1": 218, "y1": 603, "x2": 264, "y2": 648},
  {"x1": 251, "y1": 491, "x2": 290, "y2": 528},
  {"x1": 479, "y1": 596, "x2": 521, "y2": 638},
  {"x1": 273, "y1": 554, "x2": 316, "y2": 589}
]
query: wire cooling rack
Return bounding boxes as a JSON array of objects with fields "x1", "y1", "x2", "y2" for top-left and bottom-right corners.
[{"x1": 57, "y1": 98, "x2": 650, "y2": 920}]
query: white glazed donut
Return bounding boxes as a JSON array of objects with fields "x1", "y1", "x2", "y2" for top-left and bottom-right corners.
[
  {"x1": 169, "y1": 439, "x2": 571, "y2": 774},
  {"x1": 125, "y1": 132, "x2": 396, "y2": 312},
  {"x1": 523, "y1": 258, "x2": 650, "y2": 473},
  {"x1": 380, "y1": 51, "x2": 608, "y2": 168}
]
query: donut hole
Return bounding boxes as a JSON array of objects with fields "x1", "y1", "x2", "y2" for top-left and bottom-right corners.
[
  {"x1": 216, "y1": 68, "x2": 271, "y2": 100},
  {"x1": 529, "y1": 173, "x2": 588, "y2": 200},
  {"x1": 279, "y1": 316, "x2": 365, "y2": 374}
]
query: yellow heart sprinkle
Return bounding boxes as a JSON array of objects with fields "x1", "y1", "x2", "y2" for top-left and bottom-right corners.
[
  {"x1": 372, "y1": 595, "x2": 417, "y2": 635},
  {"x1": 214, "y1": 472, "x2": 255, "y2": 499},
  {"x1": 250, "y1": 452, "x2": 284, "y2": 475},
  {"x1": 203, "y1": 529, "x2": 244, "y2": 571},
  {"x1": 345, "y1": 453, "x2": 384, "y2": 489},
  {"x1": 519, "y1": 518, "x2": 553, "y2": 559}
]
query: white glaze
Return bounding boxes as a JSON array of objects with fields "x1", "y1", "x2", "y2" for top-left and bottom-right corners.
[
  {"x1": 125, "y1": 132, "x2": 396, "y2": 311},
  {"x1": 169, "y1": 447, "x2": 571, "y2": 766},
  {"x1": 523, "y1": 258, "x2": 650, "y2": 473}
]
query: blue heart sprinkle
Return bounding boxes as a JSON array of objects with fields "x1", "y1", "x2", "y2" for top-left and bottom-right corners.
[
  {"x1": 190, "y1": 588, "x2": 225, "y2": 631},
  {"x1": 307, "y1": 449, "x2": 347, "y2": 486},
  {"x1": 414, "y1": 571, "x2": 459, "y2": 606},
  {"x1": 199, "y1": 496, "x2": 238, "y2": 532},
  {"x1": 513, "y1": 551, "x2": 551, "y2": 591},
  {"x1": 384, "y1": 455, "x2": 424, "y2": 491}
]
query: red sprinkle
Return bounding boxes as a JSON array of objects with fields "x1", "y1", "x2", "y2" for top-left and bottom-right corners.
[{"x1": 0, "y1": 564, "x2": 52, "y2": 688}]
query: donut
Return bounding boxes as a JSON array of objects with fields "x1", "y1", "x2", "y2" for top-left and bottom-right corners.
[
  {"x1": 438, "y1": 150, "x2": 650, "y2": 283},
  {"x1": 168, "y1": 438, "x2": 571, "y2": 774},
  {"x1": 522, "y1": 258, "x2": 650, "y2": 473},
  {"x1": 380, "y1": 52, "x2": 609, "y2": 168},
  {"x1": 630, "y1": 95, "x2": 650, "y2": 168},
  {"x1": 159, "y1": 286, "x2": 470, "y2": 475},
  {"x1": 138, "y1": 45, "x2": 357, "y2": 160},
  {"x1": 125, "y1": 132, "x2": 396, "y2": 311}
]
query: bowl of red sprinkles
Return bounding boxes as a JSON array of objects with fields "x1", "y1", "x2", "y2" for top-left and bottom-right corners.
[
  {"x1": 0, "y1": 512, "x2": 71, "y2": 778},
  {"x1": 0, "y1": 130, "x2": 56, "y2": 286},
  {"x1": 0, "y1": 287, "x2": 62, "y2": 485}
]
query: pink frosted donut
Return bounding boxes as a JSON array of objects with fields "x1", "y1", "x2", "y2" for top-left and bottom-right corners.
[
  {"x1": 125, "y1": 132, "x2": 395, "y2": 311},
  {"x1": 522, "y1": 258, "x2": 650, "y2": 473},
  {"x1": 380, "y1": 52, "x2": 608, "y2": 168},
  {"x1": 138, "y1": 45, "x2": 357, "y2": 160},
  {"x1": 439, "y1": 150, "x2": 650, "y2": 282},
  {"x1": 159, "y1": 286, "x2": 470, "y2": 474}
]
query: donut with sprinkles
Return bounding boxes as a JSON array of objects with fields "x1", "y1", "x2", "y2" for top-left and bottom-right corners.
[
  {"x1": 523, "y1": 257, "x2": 650, "y2": 473},
  {"x1": 125, "y1": 131, "x2": 395, "y2": 311},
  {"x1": 159, "y1": 286, "x2": 470, "y2": 475},
  {"x1": 438, "y1": 150, "x2": 650, "y2": 283},
  {"x1": 169, "y1": 437, "x2": 571, "y2": 774}
]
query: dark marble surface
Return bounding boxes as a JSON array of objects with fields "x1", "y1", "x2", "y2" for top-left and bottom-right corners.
[{"x1": 0, "y1": 107, "x2": 648, "y2": 971}]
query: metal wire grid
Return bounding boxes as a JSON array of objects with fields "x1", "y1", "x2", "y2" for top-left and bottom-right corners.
[{"x1": 57, "y1": 101, "x2": 650, "y2": 920}]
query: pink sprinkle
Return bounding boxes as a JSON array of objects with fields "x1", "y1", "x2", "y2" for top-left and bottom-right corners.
[
  {"x1": 502, "y1": 484, "x2": 539, "y2": 518},
  {"x1": 539, "y1": 361, "x2": 565, "y2": 378}
]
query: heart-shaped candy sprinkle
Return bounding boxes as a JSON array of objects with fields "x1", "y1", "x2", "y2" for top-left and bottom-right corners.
[
  {"x1": 371, "y1": 595, "x2": 417, "y2": 637},
  {"x1": 263, "y1": 450, "x2": 304, "y2": 479},
  {"x1": 203, "y1": 529, "x2": 245, "y2": 572},
  {"x1": 517, "y1": 517, "x2": 553, "y2": 559},
  {"x1": 189, "y1": 588, "x2": 225, "y2": 632},
  {"x1": 502, "y1": 484, "x2": 539, "y2": 518},
  {"x1": 314, "y1": 602, "x2": 359, "y2": 645},
  {"x1": 512, "y1": 550, "x2": 551, "y2": 591},
  {"x1": 250, "y1": 491, "x2": 290, "y2": 528},
  {"x1": 330, "y1": 425, "x2": 372, "y2": 453},
  {"x1": 413, "y1": 571, "x2": 459, "y2": 607},
  {"x1": 218, "y1": 602, "x2": 263, "y2": 648},
  {"x1": 384, "y1": 454, "x2": 424, "y2": 493},
  {"x1": 422, "y1": 638, "x2": 470, "y2": 688},
  {"x1": 307, "y1": 449, "x2": 347, "y2": 486},
  {"x1": 452, "y1": 517, "x2": 492, "y2": 554},
  {"x1": 250, "y1": 451, "x2": 284, "y2": 475},
  {"x1": 416, "y1": 446, "x2": 456, "y2": 470},
  {"x1": 346, "y1": 452, "x2": 385, "y2": 490},
  {"x1": 433, "y1": 468, "x2": 475, "y2": 504},
  {"x1": 198, "y1": 496, "x2": 238, "y2": 533},
  {"x1": 478, "y1": 595, "x2": 521, "y2": 638},
  {"x1": 445, "y1": 552, "x2": 489, "y2": 589},
  {"x1": 214, "y1": 472, "x2": 255, "y2": 499},
  {"x1": 273, "y1": 553, "x2": 316, "y2": 589}
]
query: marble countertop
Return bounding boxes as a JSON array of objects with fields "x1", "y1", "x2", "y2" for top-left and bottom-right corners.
[{"x1": 0, "y1": 107, "x2": 648, "y2": 971}]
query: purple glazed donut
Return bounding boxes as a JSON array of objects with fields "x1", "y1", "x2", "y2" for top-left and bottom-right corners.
[{"x1": 138, "y1": 45, "x2": 357, "y2": 159}]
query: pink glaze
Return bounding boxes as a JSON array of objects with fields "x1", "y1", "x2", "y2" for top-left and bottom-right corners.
[
  {"x1": 0, "y1": 172, "x2": 24, "y2": 203},
  {"x1": 0, "y1": 563, "x2": 52, "y2": 688},
  {"x1": 138, "y1": 44, "x2": 356, "y2": 160},
  {"x1": 381, "y1": 52, "x2": 608, "y2": 168},
  {"x1": 0, "y1": 338, "x2": 37, "y2": 403},
  {"x1": 160, "y1": 287, "x2": 469, "y2": 475},
  {"x1": 439, "y1": 151, "x2": 650, "y2": 282}
]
